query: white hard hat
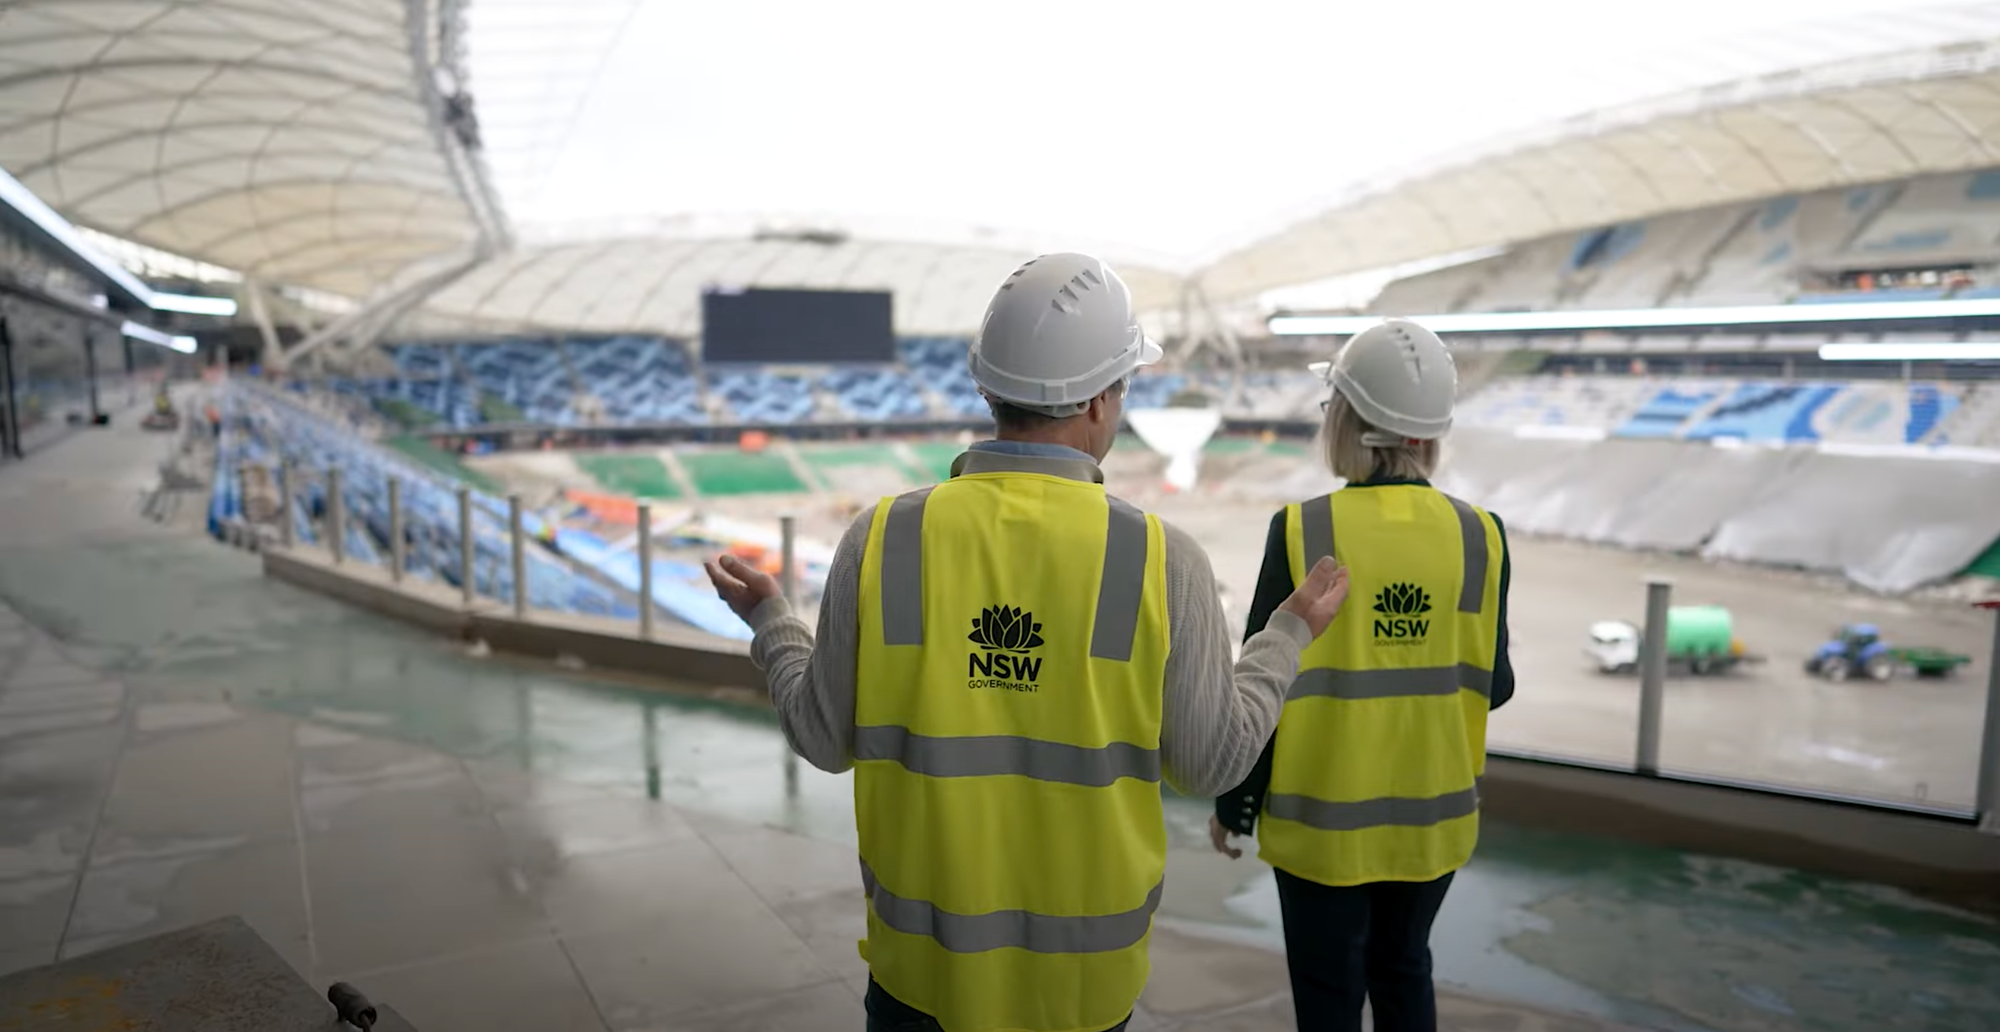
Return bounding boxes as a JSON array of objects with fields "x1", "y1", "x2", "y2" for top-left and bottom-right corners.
[
  {"x1": 1307, "y1": 318, "x2": 1456, "y2": 443},
  {"x1": 968, "y1": 253, "x2": 1162, "y2": 416}
]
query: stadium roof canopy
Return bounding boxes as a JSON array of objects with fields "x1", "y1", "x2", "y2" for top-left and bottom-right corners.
[
  {"x1": 416, "y1": 216, "x2": 1186, "y2": 337},
  {"x1": 9, "y1": 0, "x2": 2000, "y2": 339},
  {"x1": 0, "y1": 0, "x2": 504, "y2": 300},
  {"x1": 1202, "y1": 7, "x2": 2000, "y2": 303}
]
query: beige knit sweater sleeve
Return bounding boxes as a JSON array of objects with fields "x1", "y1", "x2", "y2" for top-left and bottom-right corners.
[{"x1": 744, "y1": 510, "x2": 1309, "y2": 797}]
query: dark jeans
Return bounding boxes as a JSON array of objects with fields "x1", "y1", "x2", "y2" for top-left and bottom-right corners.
[
  {"x1": 1273, "y1": 868, "x2": 1455, "y2": 1032},
  {"x1": 865, "y1": 978, "x2": 1131, "y2": 1032}
]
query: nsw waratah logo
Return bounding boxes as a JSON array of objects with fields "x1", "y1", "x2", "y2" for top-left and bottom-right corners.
[
  {"x1": 967, "y1": 605, "x2": 1044, "y2": 687},
  {"x1": 1372, "y1": 583, "x2": 1432, "y2": 642}
]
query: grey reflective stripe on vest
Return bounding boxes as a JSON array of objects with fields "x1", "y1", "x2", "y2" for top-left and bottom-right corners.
[
  {"x1": 1091, "y1": 497, "x2": 1149, "y2": 662},
  {"x1": 876, "y1": 488, "x2": 1149, "y2": 655},
  {"x1": 861, "y1": 860, "x2": 1163, "y2": 955},
  {"x1": 879, "y1": 488, "x2": 935, "y2": 645},
  {"x1": 1299, "y1": 494, "x2": 1334, "y2": 569},
  {"x1": 854, "y1": 725, "x2": 1161, "y2": 787},
  {"x1": 1264, "y1": 780, "x2": 1480, "y2": 832},
  {"x1": 1288, "y1": 663, "x2": 1493, "y2": 701},
  {"x1": 1444, "y1": 494, "x2": 1487, "y2": 615}
]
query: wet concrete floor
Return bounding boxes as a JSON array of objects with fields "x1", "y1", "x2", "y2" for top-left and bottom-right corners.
[{"x1": 1, "y1": 419, "x2": 1996, "y2": 1031}]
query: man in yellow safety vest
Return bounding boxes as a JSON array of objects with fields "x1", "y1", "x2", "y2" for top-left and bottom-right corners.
[{"x1": 707, "y1": 252, "x2": 1351, "y2": 1032}]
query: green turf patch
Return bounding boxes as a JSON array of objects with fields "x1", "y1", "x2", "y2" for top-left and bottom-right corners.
[
  {"x1": 802, "y1": 445, "x2": 902, "y2": 468},
  {"x1": 1964, "y1": 535, "x2": 2000, "y2": 580},
  {"x1": 906, "y1": 442, "x2": 966, "y2": 482},
  {"x1": 679, "y1": 450, "x2": 807, "y2": 495},
  {"x1": 576, "y1": 453, "x2": 681, "y2": 499},
  {"x1": 373, "y1": 398, "x2": 441, "y2": 429},
  {"x1": 1204, "y1": 436, "x2": 1261, "y2": 454},
  {"x1": 479, "y1": 394, "x2": 526, "y2": 424},
  {"x1": 382, "y1": 435, "x2": 505, "y2": 493}
]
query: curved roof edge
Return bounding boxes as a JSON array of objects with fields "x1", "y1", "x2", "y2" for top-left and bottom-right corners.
[
  {"x1": 407, "y1": 231, "x2": 1185, "y2": 339},
  {"x1": 1197, "y1": 37, "x2": 2000, "y2": 303}
]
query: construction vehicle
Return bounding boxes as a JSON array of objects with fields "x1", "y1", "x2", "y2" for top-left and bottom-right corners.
[
  {"x1": 139, "y1": 387, "x2": 180, "y2": 432},
  {"x1": 1586, "y1": 604, "x2": 1757, "y2": 675},
  {"x1": 1804, "y1": 623, "x2": 1973, "y2": 681}
]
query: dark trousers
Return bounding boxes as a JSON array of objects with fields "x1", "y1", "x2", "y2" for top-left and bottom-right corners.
[
  {"x1": 1273, "y1": 868, "x2": 1455, "y2": 1032},
  {"x1": 865, "y1": 978, "x2": 1131, "y2": 1032}
]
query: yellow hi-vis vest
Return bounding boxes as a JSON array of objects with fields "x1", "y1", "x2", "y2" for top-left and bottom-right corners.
[
  {"x1": 1258, "y1": 485, "x2": 1502, "y2": 888},
  {"x1": 853, "y1": 463, "x2": 1171, "y2": 1032}
]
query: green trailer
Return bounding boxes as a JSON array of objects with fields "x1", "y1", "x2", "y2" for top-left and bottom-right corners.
[{"x1": 1888, "y1": 646, "x2": 1973, "y2": 678}]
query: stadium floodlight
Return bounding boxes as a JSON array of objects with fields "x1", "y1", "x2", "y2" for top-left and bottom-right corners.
[
  {"x1": 1268, "y1": 299, "x2": 2000, "y2": 336},
  {"x1": 122, "y1": 320, "x2": 197, "y2": 354},
  {"x1": 150, "y1": 292, "x2": 238, "y2": 317},
  {"x1": 1818, "y1": 342, "x2": 2000, "y2": 362}
]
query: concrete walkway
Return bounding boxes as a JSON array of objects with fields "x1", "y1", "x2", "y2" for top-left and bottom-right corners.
[{"x1": 1, "y1": 409, "x2": 1994, "y2": 1032}]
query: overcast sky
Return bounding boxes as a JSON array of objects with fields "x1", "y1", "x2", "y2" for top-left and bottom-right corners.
[{"x1": 468, "y1": 0, "x2": 1997, "y2": 266}]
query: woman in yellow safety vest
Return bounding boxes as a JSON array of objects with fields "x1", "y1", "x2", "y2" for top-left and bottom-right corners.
[{"x1": 1209, "y1": 319, "x2": 1515, "y2": 1032}]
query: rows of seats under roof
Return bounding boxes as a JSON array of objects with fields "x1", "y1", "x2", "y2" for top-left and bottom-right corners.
[
  {"x1": 567, "y1": 336, "x2": 706, "y2": 424},
  {"x1": 1123, "y1": 373, "x2": 1186, "y2": 409},
  {"x1": 819, "y1": 366, "x2": 928, "y2": 420},
  {"x1": 1681, "y1": 383, "x2": 1845, "y2": 441},
  {"x1": 458, "y1": 339, "x2": 578, "y2": 425},
  {"x1": 216, "y1": 388, "x2": 633, "y2": 619},
  {"x1": 709, "y1": 368, "x2": 815, "y2": 423},
  {"x1": 898, "y1": 338, "x2": 984, "y2": 416}
]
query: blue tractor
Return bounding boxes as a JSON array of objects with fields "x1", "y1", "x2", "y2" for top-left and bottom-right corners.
[{"x1": 1804, "y1": 623, "x2": 1897, "y2": 682}]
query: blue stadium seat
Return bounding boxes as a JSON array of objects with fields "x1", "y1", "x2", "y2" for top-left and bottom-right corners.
[
  {"x1": 211, "y1": 387, "x2": 634, "y2": 619},
  {"x1": 567, "y1": 337, "x2": 707, "y2": 424},
  {"x1": 898, "y1": 338, "x2": 985, "y2": 416},
  {"x1": 818, "y1": 366, "x2": 930, "y2": 421},
  {"x1": 1682, "y1": 383, "x2": 1844, "y2": 442},
  {"x1": 708, "y1": 370, "x2": 816, "y2": 424}
]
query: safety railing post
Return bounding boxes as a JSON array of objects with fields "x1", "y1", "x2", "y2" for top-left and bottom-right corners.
[
  {"x1": 276, "y1": 461, "x2": 293, "y2": 548},
  {"x1": 780, "y1": 513, "x2": 798, "y2": 607},
  {"x1": 1975, "y1": 600, "x2": 2000, "y2": 833},
  {"x1": 457, "y1": 487, "x2": 475, "y2": 604},
  {"x1": 508, "y1": 494, "x2": 527, "y2": 618},
  {"x1": 388, "y1": 478, "x2": 404, "y2": 584},
  {"x1": 637, "y1": 502, "x2": 655, "y2": 641},
  {"x1": 779, "y1": 512, "x2": 801, "y2": 794},
  {"x1": 1635, "y1": 577, "x2": 1672, "y2": 776},
  {"x1": 236, "y1": 462, "x2": 252, "y2": 545},
  {"x1": 327, "y1": 467, "x2": 345, "y2": 565}
]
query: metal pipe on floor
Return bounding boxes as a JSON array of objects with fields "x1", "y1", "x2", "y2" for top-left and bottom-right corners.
[
  {"x1": 508, "y1": 494, "x2": 526, "y2": 618},
  {"x1": 1976, "y1": 601, "x2": 2000, "y2": 833},
  {"x1": 1635, "y1": 577, "x2": 1672, "y2": 777},
  {"x1": 276, "y1": 461, "x2": 293, "y2": 548},
  {"x1": 327, "y1": 467, "x2": 345, "y2": 565},
  {"x1": 457, "y1": 487, "x2": 475, "y2": 604},
  {"x1": 780, "y1": 513, "x2": 797, "y2": 606},
  {"x1": 388, "y1": 479, "x2": 404, "y2": 584},
  {"x1": 637, "y1": 502, "x2": 655, "y2": 641}
]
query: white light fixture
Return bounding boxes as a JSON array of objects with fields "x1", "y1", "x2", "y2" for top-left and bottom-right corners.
[
  {"x1": 150, "y1": 292, "x2": 238, "y2": 316},
  {"x1": 1269, "y1": 298, "x2": 2000, "y2": 336},
  {"x1": 0, "y1": 167, "x2": 156, "y2": 305},
  {"x1": 122, "y1": 320, "x2": 198, "y2": 354},
  {"x1": 1817, "y1": 342, "x2": 2000, "y2": 361}
]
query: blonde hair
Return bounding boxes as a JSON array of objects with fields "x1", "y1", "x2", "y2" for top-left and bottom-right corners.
[{"x1": 1319, "y1": 392, "x2": 1441, "y2": 483}]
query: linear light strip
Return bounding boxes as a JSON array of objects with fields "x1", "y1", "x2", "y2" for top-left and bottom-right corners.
[
  {"x1": 1818, "y1": 342, "x2": 2000, "y2": 361},
  {"x1": 1268, "y1": 299, "x2": 2000, "y2": 335},
  {"x1": 122, "y1": 320, "x2": 197, "y2": 354},
  {"x1": 0, "y1": 166, "x2": 156, "y2": 306},
  {"x1": 150, "y1": 292, "x2": 238, "y2": 316}
]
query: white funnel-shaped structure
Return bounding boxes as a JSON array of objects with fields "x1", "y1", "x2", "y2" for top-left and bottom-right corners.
[{"x1": 1126, "y1": 407, "x2": 1224, "y2": 492}]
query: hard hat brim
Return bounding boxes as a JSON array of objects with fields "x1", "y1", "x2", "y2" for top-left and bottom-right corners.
[{"x1": 1136, "y1": 334, "x2": 1163, "y2": 368}]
